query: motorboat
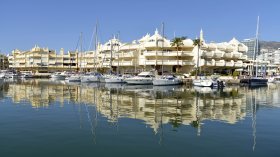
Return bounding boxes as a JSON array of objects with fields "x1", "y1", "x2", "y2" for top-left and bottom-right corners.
[
  {"x1": 105, "y1": 75, "x2": 125, "y2": 83},
  {"x1": 50, "y1": 72, "x2": 67, "y2": 80},
  {"x1": 192, "y1": 76, "x2": 213, "y2": 87},
  {"x1": 65, "y1": 74, "x2": 81, "y2": 82},
  {"x1": 125, "y1": 71, "x2": 155, "y2": 85},
  {"x1": 153, "y1": 75, "x2": 182, "y2": 86},
  {"x1": 80, "y1": 72, "x2": 102, "y2": 83},
  {"x1": 20, "y1": 71, "x2": 33, "y2": 78}
]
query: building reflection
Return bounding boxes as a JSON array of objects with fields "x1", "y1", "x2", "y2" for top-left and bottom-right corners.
[{"x1": 2, "y1": 79, "x2": 256, "y2": 134}]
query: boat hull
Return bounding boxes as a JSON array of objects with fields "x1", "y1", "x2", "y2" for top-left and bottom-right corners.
[
  {"x1": 192, "y1": 79, "x2": 213, "y2": 87},
  {"x1": 153, "y1": 78, "x2": 182, "y2": 86},
  {"x1": 81, "y1": 76, "x2": 99, "y2": 83},
  {"x1": 125, "y1": 78, "x2": 153, "y2": 85},
  {"x1": 105, "y1": 77, "x2": 125, "y2": 83}
]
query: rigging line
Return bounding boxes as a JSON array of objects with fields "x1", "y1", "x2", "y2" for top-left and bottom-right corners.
[
  {"x1": 75, "y1": 34, "x2": 81, "y2": 52},
  {"x1": 84, "y1": 102, "x2": 97, "y2": 144},
  {"x1": 88, "y1": 26, "x2": 96, "y2": 51}
]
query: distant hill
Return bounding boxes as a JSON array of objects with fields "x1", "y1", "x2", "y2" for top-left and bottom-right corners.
[{"x1": 260, "y1": 41, "x2": 280, "y2": 50}]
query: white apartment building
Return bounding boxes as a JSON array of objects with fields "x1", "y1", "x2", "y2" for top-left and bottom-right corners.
[{"x1": 8, "y1": 30, "x2": 249, "y2": 75}]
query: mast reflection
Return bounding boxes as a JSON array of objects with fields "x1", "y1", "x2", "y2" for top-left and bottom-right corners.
[{"x1": 3, "y1": 79, "x2": 250, "y2": 133}]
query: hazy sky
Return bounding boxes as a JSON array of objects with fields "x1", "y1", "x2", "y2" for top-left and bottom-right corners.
[{"x1": 0, "y1": 0, "x2": 278, "y2": 54}]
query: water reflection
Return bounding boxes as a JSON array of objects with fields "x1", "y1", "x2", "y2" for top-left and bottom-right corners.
[
  {"x1": 1, "y1": 79, "x2": 280, "y2": 129},
  {"x1": 1, "y1": 79, "x2": 280, "y2": 155},
  {"x1": 1, "y1": 79, "x2": 247, "y2": 129}
]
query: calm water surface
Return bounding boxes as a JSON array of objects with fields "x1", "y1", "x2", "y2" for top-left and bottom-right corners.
[{"x1": 0, "y1": 79, "x2": 279, "y2": 157}]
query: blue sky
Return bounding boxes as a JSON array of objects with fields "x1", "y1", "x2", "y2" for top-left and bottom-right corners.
[{"x1": 0, "y1": 0, "x2": 278, "y2": 54}]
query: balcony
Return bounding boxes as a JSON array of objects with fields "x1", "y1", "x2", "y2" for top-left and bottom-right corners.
[
  {"x1": 225, "y1": 60, "x2": 234, "y2": 67},
  {"x1": 213, "y1": 51, "x2": 224, "y2": 58},
  {"x1": 234, "y1": 61, "x2": 243, "y2": 67},
  {"x1": 201, "y1": 51, "x2": 214, "y2": 58},
  {"x1": 112, "y1": 61, "x2": 134, "y2": 66},
  {"x1": 232, "y1": 52, "x2": 242, "y2": 59},
  {"x1": 224, "y1": 52, "x2": 233, "y2": 59},
  {"x1": 200, "y1": 59, "x2": 214, "y2": 66},
  {"x1": 240, "y1": 55, "x2": 248, "y2": 60},
  {"x1": 205, "y1": 60, "x2": 215, "y2": 66},
  {"x1": 215, "y1": 60, "x2": 226, "y2": 66},
  {"x1": 144, "y1": 51, "x2": 193, "y2": 57},
  {"x1": 117, "y1": 52, "x2": 134, "y2": 58},
  {"x1": 144, "y1": 60, "x2": 194, "y2": 66}
]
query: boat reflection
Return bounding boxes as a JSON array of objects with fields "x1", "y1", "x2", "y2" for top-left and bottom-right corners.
[{"x1": 2, "y1": 79, "x2": 249, "y2": 132}]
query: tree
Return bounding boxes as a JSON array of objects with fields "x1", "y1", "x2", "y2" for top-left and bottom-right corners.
[
  {"x1": 193, "y1": 38, "x2": 202, "y2": 79},
  {"x1": 171, "y1": 37, "x2": 186, "y2": 73}
]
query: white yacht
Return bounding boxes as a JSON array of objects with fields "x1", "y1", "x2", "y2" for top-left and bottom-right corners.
[
  {"x1": 50, "y1": 72, "x2": 67, "y2": 80},
  {"x1": 105, "y1": 75, "x2": 125, "y2": 83},
  {"x1": 80, "y1": 72, "x2": 102, "y2": 83},
  {"x1": 125, "y1": 71, "x2": 155, "y2": 85},
  {"x1": 153, "y1": 75, "x2": 182, "y2": 86},
  {"x1": 20, "y1": 71, "x2": 33, "y2": 78},
  {"x1": 66, "y1": 74, "x2": 81, "y2": 82},
  {"x1": 5, "y1": 72, "x2": 19, "y2": 79},
  {"x1": 192, "y1": 76, "x2": 213, "y2": 87}
]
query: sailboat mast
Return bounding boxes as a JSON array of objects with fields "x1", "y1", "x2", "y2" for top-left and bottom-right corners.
[
  {"x1": 253, "y1": 16, "x2": 259, "y2": 77},
  {"x1": 94, "y1": 23, "x2": 98, "y2": 71},
  {"x1": 161, "y1": 22, "x2": 164, "y2": 75},
  {"x1": 79, "y1": 32, "x2": 83, "y2": 72},
  {"x1": 117, "y1": 32, "x2": 120, "y2": 75},
  {"x1": 110, "y1": 37, "x2": 113, "y2": 73}
]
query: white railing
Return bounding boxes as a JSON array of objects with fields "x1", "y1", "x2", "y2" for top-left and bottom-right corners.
[
  {"x1": 226, "y1": 61, "x2": 234, "y2": 67},
  {"x1": 213, "y1": 51, "x2": 224, "y2": 58},
  {"x1": 232, "y1": 52, "x2": 242, "y2": 59},
  {"x1": 201, "y1": 51, "x2": 214, "y2": 58},
  {"x1": 145, "y1": 60, "x2": 194, "y2": 66},
  {"x1": 144, "y1": 51, "x2": 193, "y2": 57},
  {"x1": 216, "y1": 60, "x2": 226, "y2": 66},
  {"x1": 112, "y1": 61, "x2": 133, "y2": 66},
  {"x1": 234, "y1": 61, "x2": 243, "y2": 67},
  {"x1": 240, "y1": 55, "x2": 248, "y2": 60},
  {"x1": 224, "y1": 53, "x2": 233, "y2": 58}
]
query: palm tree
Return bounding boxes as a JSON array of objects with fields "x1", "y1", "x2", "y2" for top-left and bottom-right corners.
[
  {"x1": 171, "y1": 37, "x2": 186, "y2": 73},
  {"x1": 193, "y1": 38, "x2": 202, "y2": 79}
]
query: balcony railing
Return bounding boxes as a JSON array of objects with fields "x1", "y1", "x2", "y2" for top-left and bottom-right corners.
[
  {"x1": 201, "y1": 51, "x2": 214, "y2": 58},
  {"x1": 225, "y1": 61, "x2": 234, "y2": 67},
  {"x1": 112, "y1": 61, "x2": 134, "y2": 66},
  {"x1": 224, "y1": 53, "x2": 233, "y2": 58},
  {"x1": 213, "y1": 51, "x2": 224, "y2": 58},
  {"x1": 215, "y1": 60, "x2": 226, "y2": 66},
  {"x1": 144, "y1": 51, "x2": 193, "y2": 57},
  {"x1": 234, "y1": 61, "x2": 243, "y2": 67},
  {"x1": 232, "y1": 52, "x2": 242, "y2": 59},
  {"x1": 144, "y1": 60, "x2": 194, "y2": 66}
]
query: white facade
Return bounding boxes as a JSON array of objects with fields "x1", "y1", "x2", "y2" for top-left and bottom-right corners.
[{"x1": 8, "y1": 29, "x2": 249, "y2": 74}]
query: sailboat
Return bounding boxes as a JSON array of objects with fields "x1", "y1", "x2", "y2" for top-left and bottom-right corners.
[
  {"x1": 81, "y1": 24, "x2": 103, "y2": 83},
  {"x1": 66, "y1": 33, "x2": 83, "y2": 82},
  {"x1": 240, "y1": 16, "x2": 268, "y2": 86},
  {"x1": 105, "y1": 34, "x2": 125, "y2": 83},
  {"x1": 153, "y1": 23, "x2": 183, "y2": 86},
  {"x1": 192, "y1": 30, "x2": 213, "y2": 87}
]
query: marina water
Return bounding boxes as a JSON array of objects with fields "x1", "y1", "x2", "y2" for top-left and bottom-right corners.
[{"x1": 0, "y1": 79, "x2": 279, "y2": 157}]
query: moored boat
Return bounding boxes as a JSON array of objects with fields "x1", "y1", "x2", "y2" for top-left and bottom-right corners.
[
  {"x1": 125, "y1": 71, "x2": 155, "y2": 85},
  {"x1": 153, "y1": 75, "x2": 182, "y2": 86}
]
